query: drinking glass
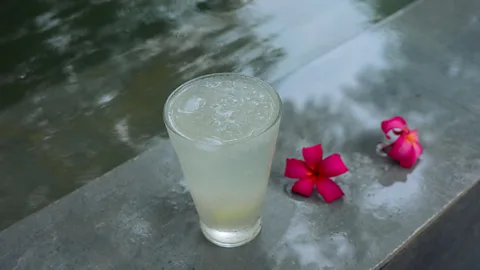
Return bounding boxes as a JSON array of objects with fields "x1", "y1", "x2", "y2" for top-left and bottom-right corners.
[{"x1": 163, "y1": 73, "x2": 282, "y2": 247}]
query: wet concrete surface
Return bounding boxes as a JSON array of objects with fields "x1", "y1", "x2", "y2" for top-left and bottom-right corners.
[
  {"x1": 0, "y1": 0, "x2": 419, "y2": 229},
  {"x1": 2, "y1": 0, "x2": 480, "y2": 269},
  {"x1": 379, "y1": 180, "x2": 480, "y2": 270}
]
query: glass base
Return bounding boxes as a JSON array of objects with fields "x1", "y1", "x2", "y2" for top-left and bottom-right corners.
[{"x1": 200, "y1": 219, "x2": 261, "y2": 248}]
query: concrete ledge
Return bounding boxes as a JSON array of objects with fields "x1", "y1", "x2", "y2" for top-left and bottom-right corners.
[
  {"x1": 3, "y1": 0, "x2": 480, "y2": 269},
  {"x1": 380, "y1": 180, "x2": 480, "y2": 270}
]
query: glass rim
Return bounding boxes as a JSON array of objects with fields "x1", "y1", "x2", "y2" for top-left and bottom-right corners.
[{"x1": 163, "y1": 73, "x2": 282, "y2": 145}]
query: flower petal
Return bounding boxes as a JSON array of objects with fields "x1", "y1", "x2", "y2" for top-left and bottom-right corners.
[
  {"x1": 315, "y1": 177, "x2": 344, "y2": 203},
  {"x1": 381, "y1": 116, "x2": 407, "y2": 139},
  {"x1": 388, "y1": 136, "x2": 414, "y2": 161},
  {"x1": 291, "y1": 177, "x2": 315, "y2": 197},
  {"x1": 399, "y1": 142, "x2": 423, "y2": 168},
  {"x1": 302, "y1": 144, "x2": 323, "y2": 169},
  {"x1": 284, "y1": 158, "x2": 311, "y2": 179},
  {"x1": 320, "y1": 154, "x2": 349, "y2": 177}
]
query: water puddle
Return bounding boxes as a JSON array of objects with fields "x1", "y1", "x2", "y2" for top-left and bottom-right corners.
[{"x1": 375, "y1": 141, "x2": 389, "y2": 157}]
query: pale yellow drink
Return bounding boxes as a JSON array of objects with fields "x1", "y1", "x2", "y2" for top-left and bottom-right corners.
[{"x1": 164, "y1": 73, "x2": 282, "y2": 247}]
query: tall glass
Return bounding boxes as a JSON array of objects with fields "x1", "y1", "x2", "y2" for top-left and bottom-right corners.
[{"x1": 163, "y1": 73, "x2": 282, "y2": 247}]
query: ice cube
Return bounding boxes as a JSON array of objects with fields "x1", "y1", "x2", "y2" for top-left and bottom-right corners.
[{"x1": 179, "y1": 96, "x2": 205, "y2": 113}]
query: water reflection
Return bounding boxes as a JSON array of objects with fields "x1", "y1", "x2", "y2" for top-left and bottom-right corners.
[
  {"x1": 196, "y1": 0, "x2": 253, "y2": 12},
  {"x1": 0, "y1": 0, "x2": 419, "y2": 110},
  {"x1": 0, "y1": 0, "x2": 422, "y2": 229},
  {"x1": 0, "y1": 0, "x2": 191, "y2": 110},
  {"x1": 267, "y1": 15, "x2": 480, "y2": 268}
]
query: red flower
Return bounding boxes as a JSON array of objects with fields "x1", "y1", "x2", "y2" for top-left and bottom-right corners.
[
  {"x1": 381, "y1": 116, "x2": 423, "y2": 168},
  {"x1": 284, "y1": 144, "x2": 349, "y2": 203}
]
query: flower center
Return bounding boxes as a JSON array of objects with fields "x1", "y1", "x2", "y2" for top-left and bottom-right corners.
[
  {"x1": 403, "y1": 128, "x2": 418, "y2": 144},
  {"x1": 307, "y1": 168, "x2": 320, "y2": 177}
]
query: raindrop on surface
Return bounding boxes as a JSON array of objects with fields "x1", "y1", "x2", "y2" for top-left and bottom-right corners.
[
  {"x1": 172, "y1": 30, "x2": 186, "y2": 39},
  {"x1": 375, "y1": 142, "x2": 389, "y2": 157}
]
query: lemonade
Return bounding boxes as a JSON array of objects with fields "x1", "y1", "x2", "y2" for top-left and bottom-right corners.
[{"x1": 164, "y1": 73, "x2": 282, "y2": 247}]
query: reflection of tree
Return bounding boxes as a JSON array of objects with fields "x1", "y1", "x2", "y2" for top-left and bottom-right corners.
[
  {"x1": 360, "y1": 0, "x2": 416, "y2": 22},
  {"x1": 0, "y1": 0, "x2": 182, "y2": 110},
  {"x1": 197, "y1": 0, "x2": 252, "y2": 12},
  {"x1": 270, "y1": 16, "x2": 480, "y2": 268},
  {"x1": 0, "y1": 0, "x2": 285, "y2": 229},
  {"x1": 0, "y1": 0, "x2": 284, "y2": 110}
]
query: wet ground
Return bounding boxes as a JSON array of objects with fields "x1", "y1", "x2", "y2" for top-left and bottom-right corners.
[
  {"x1": 0, "y1": 0, "x2": 420, "y2": 229},
  {"x1": 2, "y1": 0, "x2": 480, "y2": 269}
]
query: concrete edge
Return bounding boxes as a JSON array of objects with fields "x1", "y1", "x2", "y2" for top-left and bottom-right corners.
[{"x1": 372, "y1": 178, "x2": 480, "y2": 270}]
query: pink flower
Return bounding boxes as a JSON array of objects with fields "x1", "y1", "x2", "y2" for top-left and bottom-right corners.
[
  {"x1": 284, "y1": 144, "x2": 349, "y2": 203},
  {"x1": 381, "y1": 116, "x2": 423, "y2": 168}
]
